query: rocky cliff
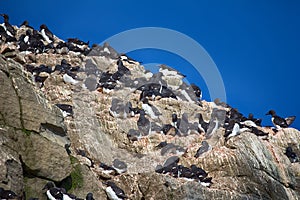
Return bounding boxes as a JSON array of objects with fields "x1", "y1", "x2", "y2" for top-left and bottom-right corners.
[{"x1": 0, "y1": 20, "x2": 299, "y2": 200}]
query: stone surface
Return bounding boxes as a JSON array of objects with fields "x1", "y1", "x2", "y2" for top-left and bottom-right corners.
[{"x1": 21, "y1": 133, "x2": 72, "y2": 181}]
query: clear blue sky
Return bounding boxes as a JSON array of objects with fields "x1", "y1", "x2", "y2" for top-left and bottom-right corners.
[{"x1": 1, "y1": 1, "x2": 299, "y2": 129}]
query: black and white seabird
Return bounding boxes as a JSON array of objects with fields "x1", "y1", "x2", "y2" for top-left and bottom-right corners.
[
  {"x1": 141, "y1": 98, "x2": 161, "y2": 120},
  {"x1": 42, "y1": 182, "x2": 63, "y2": 200},
  {"x1": 99, "y1": 162, "x2": 117, "y2": 175},
  {"x1": 104, "y1": 181, "x2": 127, "y2": 200},
  {"x1": 205, "y1": 118, "x2": 219, "y2": 139},
  {"x1": 194, "y1": 141, "x2": 211, "y2": 158},
  {"x1": 250, "y1": 127, "x2": 268, "y2": 139},
  {"x1": 1, "y1": 14, "x2": 15, "y2": 37},
  {"x1": 171, "y1": 113, "x2": 178, "y2": 127},
  {"x1": 137, "y1": 110, "x2": 151, "y2": 136},
  {"x1": 86, "y1": 192, "x2": 95, "y2": 200},
  {"x1": 34, "y1": 75, "x2": 48, "y2": 88},
  {"x1": 266, "y1": 110, "x2": 296, "y2": 129},
  {"x1": 285, "y1": 146, "x2": 299, "y2": 163},
  {"x1": 119, "y1": 53, "x2": 139, "y2": 64},
  {"x1": 160, "y1": 143, "x2": 186, "y2": 156},
  {"x1": 20, "y1": 20, "x2": 34, "y2": 29},
  {"x1": 190, "y1": 165, "x2": 208, "y2": 180},
  {"x1": 224, "y1": 120, "x2": 249, "y2": 141},
  {"x1": 161, "y1": 124, "x2": 178, "y2": 136},
  {"x1": 112, "y1": 159, "x2": 127, "y2": 174},
  {"x1": 247, "y1": 113, "x2": 262, "y2": 126},
  {"x1": 117, "y1": 59, "x2": 130, "y2": 75},
  {"x1": 197, "y1": 113, "x2": 209, "y2": 134},
  {"x1": 40, "y1": 24, "x2": 54, "y2": 43},
  {"x1": 190, "y1": 83, "x2": 202, "y2": 100},
  {"x1": 127, "y1": 129, "x2": 141, "y2": 141},
  {"x1": 63, "y1": 73, "x2": 79, "y2": 85},
  {"x1": 56, "y1": 104, "x2": 73, "y2": 117},
  {"x1": 0, "y1": 187, "x2": 17, "y2": 199}
]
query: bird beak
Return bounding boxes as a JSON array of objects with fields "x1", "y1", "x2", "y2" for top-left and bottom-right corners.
[{"x1": 265, "y1": 112, "x2": 270, "y2": 115}]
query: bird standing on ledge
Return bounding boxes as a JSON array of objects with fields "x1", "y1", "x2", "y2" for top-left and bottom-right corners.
[{"x1": 266, "y1": 110, "x2": 296, "y2": 129}]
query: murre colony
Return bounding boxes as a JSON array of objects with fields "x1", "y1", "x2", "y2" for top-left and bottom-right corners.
[{"x1": 0, "y1": 14, "x2": 298, "y2": 199}]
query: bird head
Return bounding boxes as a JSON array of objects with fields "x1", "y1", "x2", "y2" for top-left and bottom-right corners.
[
  {"x1": 42, "y1": 181, "x2": 55, "y2": 190},
  {"x1": 266, "y1": 110, "x2": 276, "y2": 116},
  {"x1": 0, "y1": 14, "x2": 9, "y2": 20},
  {"x1": 40, "y1": 24, "x2": 47, "y2": 30}
]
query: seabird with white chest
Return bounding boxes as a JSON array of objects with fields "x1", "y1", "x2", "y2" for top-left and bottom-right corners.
[
  {"x1": 40, "y1": 24, "x2": 54, "y2": 43},
  {"x1": 0, "y1": 14, "x2": 15, "y2": 37},
  {"x1": 266, "y1": 110, "x2": 296, "y2": 129},
  {"x1": 104, "y1": 181, "x2": 127, "y2": 200}
]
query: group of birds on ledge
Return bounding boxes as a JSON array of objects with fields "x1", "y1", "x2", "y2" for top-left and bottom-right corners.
[
  {"x1": 0, "y1": 14, "x2": 90, "y2": 55},
  {"x1": 0, "y1": 14, "x2": 299, "y2": 200}
]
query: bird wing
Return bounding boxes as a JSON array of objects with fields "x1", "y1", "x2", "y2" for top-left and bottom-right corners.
[
  {"x1": 273, "y1": 116, "x2": 288, "y2": 128},
  {"x1": 285, "y1": 116, "x2": 296, "y2": 126}
]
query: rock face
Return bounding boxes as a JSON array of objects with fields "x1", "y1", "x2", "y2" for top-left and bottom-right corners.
[{"x1": 0, "y1": 21, "x2": 299, "y2": 200}]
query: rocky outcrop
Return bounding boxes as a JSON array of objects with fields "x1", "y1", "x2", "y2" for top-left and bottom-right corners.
[{"x1": 0, "y1": 22, "x2": 299, "y2": 200}]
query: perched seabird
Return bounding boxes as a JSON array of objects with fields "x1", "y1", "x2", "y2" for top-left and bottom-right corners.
[
  {"x1": 98, "y1": 71, "x2": 117, "y2": 91},
  {"x1": 42, "y1": 182, "x2": 63, "y2": 200},
  {"x1": 250, "y1": 127, "x2": 268, "y2": 138},
  {"x1": 178, "y1": 165, "x2": 194, "y2": 179},
  {"x1": 156, "y1": 141, "x2": 168, "y2": 149},
  {"x1": 190, "y1": 83, "x2": 202, "y2": 100},
  {"x1": 127, "y1": 129, "x2": 141, "y2": 141},
  {"x1": 67, "y1": 38, "x2": 89, "y2": 46},
  {"x1": 0, "y1": 187, "x2": 17, "y2": 199},
  {"x1": 171, "y1": 113, "x2": 178, "y2": 127},
  {"x1": 266, "y1": 110, "x2": 296, "y2": 129},
  {"x1": 161, "y1": 124, "x2": 178, "y2": 135},
  {"x1": 119, "y1": 53, "x2": 139, "y2": 64},
  {"x1": 160, "y1": 143, "x2": 186, "y2": 156},
  {"x1": 176, "y1": 113, "x2": 191, "y2": 135},
  {"x1": 86, "y1": 193, "x2": 95, "y2": 200},
  {"x1": 0, "y1": 14, "x2": 15, "y2": 36},
  {"x1": 28, "y1": 30, "x2": 45, "y2": 53},
  {"x1": 40, "y1": 24, "x2": 54, "y2": 43},
  {"x1": 34, "y1": 75, "x2": 48, "y2": 88},
  {"x1": 163, "y1": 156, "x2": 180, "y2": 169},
  {"x1": 194, "y1": 141, "x2": 211, "y2": 158},
  {"x1": 159, "y1": 64, "x2": 186, "y2": 78},
  {"x1": 190, "y1": 165, "x2": 208, "y2": 180},
  {"x1": 224, "y1": 120, "x2": 249, "y2": 141},
  {"x1": 112, "y1": 159, "x2": 127, "y2": 174},
  {"x1": 137, "y1": 83, "x2": 176, "y2": 100},
  {"x1": 197, "y1": 113, "x2": 209, "y2": 133},
  {"x1": 104, "y1": 181, "x2": 127, "y2": 200},
  {"x1": 285, "y1": 146, "x2": 299, "y2": 163},
  {"x1": 99, "y1": 162, "x2": 117, "y2": 175},
  {"x1": 56, "y1": 104, "x2": 73, "y2": 117},
  {"x1": 227, "y1": 108, "x2": 246, "y2": 122},
  {"x1": 18, "y1": 30, "x2": 32, "y2": 51},
  {"x1": 205, "y1": 118, "x2": 219, "y2": 139},
  {"x1": 20, "y1": 20, "x2": 34, "y2": 29},
  {"x1": 141, "y1": 98, "x2": 160, "y2": 120},
  {"x1": 117, "y1": 59, "x2": 130, "y2": 75},
  {"x1": 199, "y1": 177, "x2": 213, "y2": 187},
  {"x1": 137, "y1": 110, "x2": 151, "y2": 136},
  {"x1": 247, "y1": 113, "x2": 262, "y2": 126},
  {"x1": 240, "y1": 119, "x2": 257, "y2": 128},
  {"x1": 63, "y1": 73, "x2": 79, "y2": 85}
]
